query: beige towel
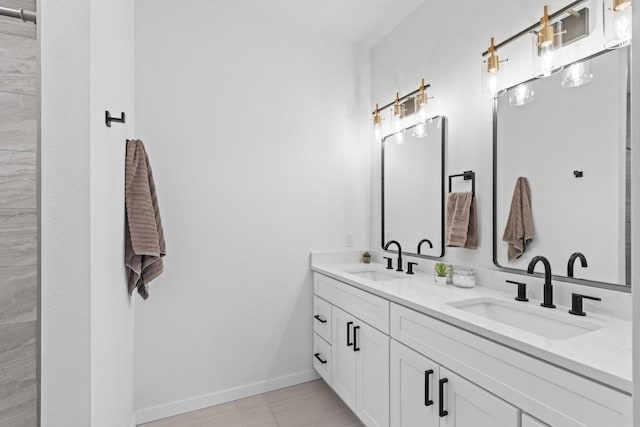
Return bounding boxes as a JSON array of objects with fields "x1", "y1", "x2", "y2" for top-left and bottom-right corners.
[
  {"x1": 125, "y1": 139, "x2": 166, "y2": 300},
  {"x1": 445, "y1": 192, "x2": 478, "y2": 249},
  {"x1": 502, "y1": 177, "x2": 534, "y2": 262}
]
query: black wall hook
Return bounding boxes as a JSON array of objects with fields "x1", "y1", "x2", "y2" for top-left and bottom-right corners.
[{"x1": 105, "y1": 111, "x2": 126, "y2": 127}]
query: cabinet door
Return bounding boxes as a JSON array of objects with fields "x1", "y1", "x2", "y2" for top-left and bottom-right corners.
[
  {"x1": 356, "y1": 321, "x2": 390, "y2": 427},
  {"x1": 331, "y1": 306, "x2": 357, "y2": 411},
  {"x1": 440, "y1": 368, "x2": 519, "y2": 427},
  {"x1": 390, "y1": 340, "x2": 439, "y2": 427}
]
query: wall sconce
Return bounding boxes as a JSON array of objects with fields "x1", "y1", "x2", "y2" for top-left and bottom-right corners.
[
  {"x1": 481, "y1": 37, "x2": 507, "y2": 97},
  {"x1": 392, "y1": 92, "x2": 405, "y2": 132},
  {"x1": 532, "y1": 5, "x2": 565, "y2": 78},
  {"x1": 415, "y1": 79, "x2": 428, "y2": 122},
  {"x1": 604, "y1": 0, "x2": 632, "y2": 49},
  {"x1": 508, "y1": 82, "x2": 535, "y2": 106},
  {"x1": 561, "y1": 60, "x2": 593, "y2": 88},
  {"x1": 373, "y1": 104, "x2": 382, "y2": 140}
]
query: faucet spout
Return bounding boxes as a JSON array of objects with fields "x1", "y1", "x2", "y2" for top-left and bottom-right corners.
[
  {"x1": 384, "y1": 240, "x2": 403, "y2": 272},
  {"x1": 567, "y1": 252, "x2": 588, "y2": 278},
  {"x1": 417, "y1": 239, "x2": 433, "y2": 255},
  {"x1": 527, "y1": 255, "x2": 555, "y2": 308}
]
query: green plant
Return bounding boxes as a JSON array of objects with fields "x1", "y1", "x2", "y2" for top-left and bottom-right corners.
[
  {"x1": 435, "y1": 262, "x2": 448, "y2": 277},
  {"x1": 362, "y1": 251, "x2": 371, "y2": 257}
]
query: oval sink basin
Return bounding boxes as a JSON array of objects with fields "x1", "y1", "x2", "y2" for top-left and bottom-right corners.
[
  {"x1": 344, "y1": 268, "x2": 405, "y2": 282},
  {"x1": 448, "y1": 297, "x2": 602, "y2": 340}
]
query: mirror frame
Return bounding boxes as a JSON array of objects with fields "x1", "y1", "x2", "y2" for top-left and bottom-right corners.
[
  {"x1": 381, "y1": 116, "x2": 446, "y2": 259},
  {"x1": 492, "y1": 49, "x2": 631, "y2": 292}
]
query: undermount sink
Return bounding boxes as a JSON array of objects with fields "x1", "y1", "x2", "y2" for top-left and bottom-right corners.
[
  {"x1": 344, "y1": 268, "x2": 405, "y2": 282},
  {"x1": 448, "y1": 297, "x2": 602, "y2": 340}
]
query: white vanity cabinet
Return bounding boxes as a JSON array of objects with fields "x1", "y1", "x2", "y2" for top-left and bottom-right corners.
[
  {"x1": 390, "y1": 340, "x2": 518, "y2": 427},
  {"x1": 315, "y1": 274, "x2": 390, "y2": 427}
]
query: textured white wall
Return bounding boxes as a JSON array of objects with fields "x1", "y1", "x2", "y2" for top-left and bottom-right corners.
[
  {"x1": 39, "y1": 0, "x2": 92, "y2": 425},
  {"x1": 89, "y1": 0, "x2": 136, "y2": 426},
  {"x1": 133, "y1": 0, "x2": 370, "y2": 421}
]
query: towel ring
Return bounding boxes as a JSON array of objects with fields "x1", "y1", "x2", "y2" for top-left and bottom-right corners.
[{"x1": 448, "y1": 171, "x2": 475, "y2": 196}]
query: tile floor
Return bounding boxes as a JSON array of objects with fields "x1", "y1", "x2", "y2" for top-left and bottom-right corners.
[{"x1": 139, "y1": 379, "x2": 364, "y2": 427}]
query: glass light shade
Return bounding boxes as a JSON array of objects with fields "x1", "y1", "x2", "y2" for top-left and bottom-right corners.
[
  {"x1": 373, "y1": 122, "x2": 381, "y2": 140},
  {"x1": 508, "y1": 83, "x2": 535, "y2": 106},
  {"x1": 413, "y1": 122, "x2": 427, "y2": 139},
  {"x1": 481, "y1": 57, "x2": 505, "y2": 98},
  {"x1": 417, "y1": 101, "x2": 428, "y2": 122},
  {"x1": 561, "y1": 61, "x2": 593, "y2": 88},
  {"x1": 604, "y1": 1, "x2": 632, "y2": 49},
  {"x1": 392, "y1": 107, "x2": 405, "y2": 132},
  {"x1": 532, "y1": 21, "x2": 564, "y2": 78}
]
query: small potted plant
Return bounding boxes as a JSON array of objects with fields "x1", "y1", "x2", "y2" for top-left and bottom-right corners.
[
  {"x1": 362, "y1": 251, "x2": 371, "y2": 264},
  {"x1": 434, "y1": 262, "x2": 448, "y2": 285}
]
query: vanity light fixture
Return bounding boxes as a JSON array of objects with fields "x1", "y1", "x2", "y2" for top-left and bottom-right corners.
[
  {"x1": 508, "y1": 82, "x2": 535, "y2": 106},
  {"x1": 373, "y1": 104, "x2": 382, "y2": 140},
  {"x1": 532, "y1": 5, "x2": 565, "y2": 78},
  {"x1": 481, "y1": 37, "x2": 507, "y2": 97},
  {"x1": 392, "y1": 92, "x2": 405, "y2": 132},
  {"x1": 604, "y1": 0, "x2": 632, "y2": 48},
  {"x1": 416, "y1": 79, "x2": 429, "y2": 122},
  {"x1": 561, "y1": 60, "x2": 593, "y2": 88}
]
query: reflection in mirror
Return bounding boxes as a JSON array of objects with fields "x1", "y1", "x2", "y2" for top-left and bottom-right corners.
[
  {"x1": 494, "y1": 47, "x2": 630, "y2": 289},
  {"x1": 382, "y1": 117, "x2": 445, "y2": 258}
]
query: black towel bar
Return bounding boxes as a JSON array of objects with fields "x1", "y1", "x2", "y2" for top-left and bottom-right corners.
[{"x1": 448, "y1": 171, "x2": 475, "y2": 195}]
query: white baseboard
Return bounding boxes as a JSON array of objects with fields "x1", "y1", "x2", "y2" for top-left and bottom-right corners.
[{"x1": 133, "y1": 369, "x2": 320, "y2": 425}]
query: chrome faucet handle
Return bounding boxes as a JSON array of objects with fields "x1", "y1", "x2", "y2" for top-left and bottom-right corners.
[{"x1": 569, "y1": 293, "x2": 601, "y2": 316}]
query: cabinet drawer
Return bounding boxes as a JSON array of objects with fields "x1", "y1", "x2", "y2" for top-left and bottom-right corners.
[
  {"x1": 313, "y1": 296, "x2": 332, "y2": 343},
  {"x1": 313, "y1": 333, "x2": 331, "y2": 386},
  {"x1": 314, "y1": 273, "x2": 389, "y2": 333},
  {"x1": 390, "y1": 303, "x2": 632, "y2": 427}
]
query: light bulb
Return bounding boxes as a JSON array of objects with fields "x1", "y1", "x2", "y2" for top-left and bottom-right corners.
[
  {"x1": 509, "y1": 83, "x2": 535, "y2": 106},
  {"x1": 418, "y1": 102, "x2": 428, "y2": 122},
  {"x1": 373, "y1": 123, "x2": 381, "y2": 140},
  {"x1": 604, "y1": 0, "x2": 632, "y2": 48},
  {"x1": 413, "y1": 122, "x2": 427, "y2": 139}
]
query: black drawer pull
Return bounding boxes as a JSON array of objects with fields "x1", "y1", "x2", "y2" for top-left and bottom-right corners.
[
  {"x1": 439, "y1": 378, "x2": 448, "y2": 417},
  {"x1": 347, "y1": 321, "x2": 354, "y2": 347},
  {"x1": 314, "y1": 314, "x2": 327, "y2": 324},
  {"x1": 314, "y1": 353, "x2": 327, "y2": 364},
  {"x1": 353, "y1": 326, "x2": 360, "y2": 352},
  {"x1": 424, "y1": 369, "x2": 434, "y2": 406}
]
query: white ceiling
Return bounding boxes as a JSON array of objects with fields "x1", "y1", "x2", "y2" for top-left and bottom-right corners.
[{"x1": 242, "y1": 0, "x2": 426, "y2": 46}]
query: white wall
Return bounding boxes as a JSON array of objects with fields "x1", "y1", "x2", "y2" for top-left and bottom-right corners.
[
  {"x1": 39, "y1": 0, "x2": 92, "y2": 425},
  {"x1": 133, "y1": 0, "x2": 370, "y2": 422},
  {"x1": 40, "y1": 0, "x2": 136, "y2": 426},
  {"x1": 89, "y1": 0, "x2": 136, "y2": 426},
  {"x1": 370, "y1": 0, "x2": 633, "y2": 304}
]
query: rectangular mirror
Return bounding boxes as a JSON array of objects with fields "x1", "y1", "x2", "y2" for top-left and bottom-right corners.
[
  {"x1": 494, "y1": 47, "x2": 630, "y2": 290},
  {"x1": 382, "y1": 117, "x2": 445, "y2": 258}
]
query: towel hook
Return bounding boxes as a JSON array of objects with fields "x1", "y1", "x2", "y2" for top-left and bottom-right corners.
[{"x1": 105, "y1": 111, "x2": 126, "y2": 127}]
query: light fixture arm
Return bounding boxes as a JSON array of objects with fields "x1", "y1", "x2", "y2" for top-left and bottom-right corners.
[{"x1": 371, "y1": 80, "x2": 432, "y2": 116}]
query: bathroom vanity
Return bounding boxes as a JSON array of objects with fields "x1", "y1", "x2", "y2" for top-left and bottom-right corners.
[{"x1": 310, "y1": 260, "x2": 632, "y2": 427}]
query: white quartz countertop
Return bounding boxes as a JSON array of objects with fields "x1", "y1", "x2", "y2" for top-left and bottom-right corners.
[{"x1": 311, "y1": 261, "x2": 632, "y2": 394}]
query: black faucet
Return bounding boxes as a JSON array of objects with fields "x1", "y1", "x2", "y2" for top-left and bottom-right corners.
[
  {"x1": 384, "y1": 240, "x2": 403, "y2": 272},
  {"x1": 567, "y1": 252, "x2": 588, "y2": 278},
  {"x1": 417, "y1": 239, "x2": 433, "y2": 255},
  {"x1": 527, "y1": 256, "x2": 555, "y2": 308}
]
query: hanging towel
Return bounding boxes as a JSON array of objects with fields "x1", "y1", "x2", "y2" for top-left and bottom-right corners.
[
  {"x1": 502, "y1": 177, "x2": 534, "y2": 262},
  {"x1": 125, "y1": 139, "x2": 166, "y2": 300},
  {"x1": 445, "y1": 192, "x2": 478, "y2": 249}
]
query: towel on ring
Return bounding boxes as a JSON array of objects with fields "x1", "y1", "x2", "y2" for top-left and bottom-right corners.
[
  {"x1": 125, "y1": 139, "x2": 166, "y2": 300},
  {"x1": 502, "y1": 177, "x2": 534, "y2": 262},
  {"x1": 445, "y1": 192, "x2": 478, "y2": 249}
]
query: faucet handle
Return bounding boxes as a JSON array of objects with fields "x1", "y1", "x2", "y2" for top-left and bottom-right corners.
[
  {"x1": 506, "y1": 280, "x2": 528, "y2": 302},
  {"x1": 407, "y1": 262, "x2": 418, "y2": 275},
  {"x1": 569, "y1": 293, "x2": 602, "y2": 316},
  {"x1": 383, "y1": 256, "x2": 393, "y2": 270}
]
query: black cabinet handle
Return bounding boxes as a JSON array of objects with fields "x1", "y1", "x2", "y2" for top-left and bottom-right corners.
[
  {"x1": 353, "y1": 326, "x2": 360, "y2": 352},
  {"x1": 314, "y1": 314, "x2": 327, "y2": 324},
  {"x1": 314, "y1": 353, "x2": 327, "y2": 364},
  {"x1": 424, "y1": 369, "x2": 434, "y2": 406},
  {"x1": 347, "y1": 321, "x2": 353, "y2": 347},
  {"x1": 439, "y1": 378, "x2": 448, "y2": 417}
]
